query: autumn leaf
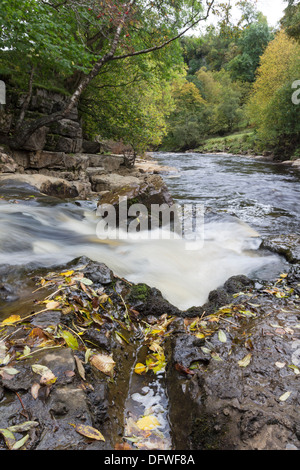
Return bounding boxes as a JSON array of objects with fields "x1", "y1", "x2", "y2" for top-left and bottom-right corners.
[
  {"x1": 90, "y1": 353, "x2": 115, "y2": 377},
  {"x1": 32, "y1": 364, "x2": 57, "y2": 385},
  {"x1": 238, "y1": 354, "x2": 252, "y2": 368},
  {"x1": 279, "y1": 391, "x2": 291, "y2": 402},
  {"x1": 218, "y1": 330, "x2": 227, "y2": 343},
  {"x1": 1, "y1": 315, "x2": 21, "y2": 325},
  {"x1": 134, "y1": 363, "x2": 148, "y2": 375},
  {"x1": 70, "y1": 423, "x2": 105, "y2": 441},
  {"x1": 58, "y1": 328, "x2": 79, "y2": 350},
  {"x1": 136, "y1": 415, "x2": 160, "y2": 431}
]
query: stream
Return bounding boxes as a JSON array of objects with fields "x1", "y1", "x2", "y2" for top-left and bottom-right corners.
[
  {"x1": 1, "y1": 153, "x2": 298, "y2": 313},
  {"x1": 0, "y1": 152, "x2": 299, "y2": 450}
]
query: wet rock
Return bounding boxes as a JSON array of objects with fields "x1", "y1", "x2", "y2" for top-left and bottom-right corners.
[
  {"x1": 261, "y1": 234, "x2": 300, "y2": 264},
  {"x1": 82, "y1": 260, "x2": 113, "y2": 285},
  {"x1": 166, "y1": 280, "x2": 300, "y2": 450},
  {"x1": 0, "y1": 283, "x2": 19, "y2": 302},
  {"x1": 84, "y1": 328, "x2": 112, "y2": 352},
  {"x1": 171, "y1": 334, "x2": 208, "y2": 369},
  {"x1": 185, "y1": 275, "x2": 255, "y2": 317},
  {"x1": 127, "y1": 283, "x2": 181, "y2": 318}
]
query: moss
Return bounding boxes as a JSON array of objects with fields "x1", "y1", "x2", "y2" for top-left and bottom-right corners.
[
  {"x1": 191, "y1": 414, "x2": 228, "y2": 450},
  {"x1": 128, "y1": 283, "x2": 151, "y2": 302}
]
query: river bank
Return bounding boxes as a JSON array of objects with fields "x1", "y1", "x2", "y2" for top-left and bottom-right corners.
[
  {"x1": 0, "y1": 151, "x2": 300, "y2": 451},
  {"x1": 182, "y1": 131, "x2": 300, "y2": 165}
]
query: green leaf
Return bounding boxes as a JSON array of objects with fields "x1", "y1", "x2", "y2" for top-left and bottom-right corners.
[
  {"x1": 12, "y1": 434, "x2": 29, "y2": 450},
  {"x1": 8, "y1": 421, "x2": 39, "y2": 433},
  {"x1": 59, "y1": 329, "x2": 79, "y2": 350},
  {"x1": 0, "y1": 428, "x2": 16, "y2": 449}
]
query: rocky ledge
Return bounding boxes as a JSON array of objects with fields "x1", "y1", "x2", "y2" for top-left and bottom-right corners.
[{"x1": 0, "y1": 256, "x2": 299, "y2": 451}]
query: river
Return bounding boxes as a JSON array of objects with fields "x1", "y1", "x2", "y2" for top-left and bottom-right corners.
[{"x1": 0, "y1": 153, "x2": 299, "y2": 312}]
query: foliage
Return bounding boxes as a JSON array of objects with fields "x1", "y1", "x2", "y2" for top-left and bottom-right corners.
[
  {"x1": 161, "y1": 77, "x2": 207, "y2": 150},
  {"x1": 281, "y1": 0, "x2": 300, "y2": 42},
  {"x1": 227, "y1": 20, "x2": 273, "y2": 82},
  {"x1": 81, "y1": 54, "x2": 181, "y2": 153},
  {"x1": 247, "y1": 30, "x2": 300, "y2": 157}
]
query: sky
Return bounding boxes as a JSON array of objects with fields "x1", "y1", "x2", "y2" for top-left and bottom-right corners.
[
  {"x1": 205, "y1": 0, "x2": 287, "y2": 28},
  {"x1": 235, "y1": 0, "x2": 286, "y2": 26}
]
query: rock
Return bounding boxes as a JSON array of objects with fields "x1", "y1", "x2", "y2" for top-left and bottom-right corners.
[
  {"x1": 185, "y1": 275, "x2": 255, "y2": 318},
  {"x1": 0, "y1": 174, "x2": 80, "y2": 198},
  {"x1": 88, "y1": 154, "x2": 125, "y2": 172},
  {"x1": 23, "y1": 126, "x2": 49, "y2": 151},
  {"x1": 166, "y1": 283, "x2": 300, "y2": 450},
  {"x1": 83, "y1": 328, "x2": 112, "y2": 352},
  {"x1": 82, "y1": 260, "x2": 114, "y2": 285},
  {"x1": 0, "y1": 151, "x2": 17, "y2": 173},
  {"x1": 171, "y1": 334, "x2": 208, "y2": 369},
  {"x1": 50, "y1": 118, "x2": 83, "y2": 140},
  {"x1": 126, "y1": 283, "x2": 181, "y2": 318},
  {"x1": 97, "y1": 173, "x2": 174, "y2": 230},
  {"x1": 82, "y1": 140, "x2": 101, "y2": 154},
  {"x1": 261, "y1": 234, "x2": 300, "y2": 263},
  {"x1": 0, "y1": 283, "x2": 19, "y2": 302}
]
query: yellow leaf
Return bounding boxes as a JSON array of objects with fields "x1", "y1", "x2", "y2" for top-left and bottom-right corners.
[
  {"x1": 70, "y1": 424, "x2": 105, "y2": 441},
  {"x1": 60, "y1": 270, "x2": 74, "y2": 277},
  {"x1": 238, "y1": 354, "x2": 252, "y2": 368},
  {"x1": 1, "y1": 315, "x2": 21, "y2": 325},
  {"x1": 136, "y1": 415, "x2": 160, "y2": 431},
  {"x1": 195, "y1": 333, "x2": 205, "y2": 339},
  {"x1": 134, "y1": 363, "x2": 147, "y2": 375}
]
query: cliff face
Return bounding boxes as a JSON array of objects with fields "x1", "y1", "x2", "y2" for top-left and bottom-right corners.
[{"x1": 0, "y1": 86, "x2": 95, "y2": 154}]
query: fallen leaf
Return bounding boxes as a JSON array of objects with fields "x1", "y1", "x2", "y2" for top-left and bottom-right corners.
[
  {"x1": 218, "y1": 330, "x2": 227, "y2": 343},
  {"x1": 45, "y1": 301, "x2": 60, "y2": 310},
  {"x1": 90, "y1": 353, "x2": 115, "y2": 377},
  {"x1": 0, "y1": 428, "x2": 16, "y2": 449},
  {"x1": 1, "y1": 315, "x2": 21, "y2": 325},
  {"x1": 0, "y1": 366, "x2": 20, "y2": 376},
  {"x1": 60, "y1": 270, "x2": 74, "y2": 277},
  {"x1": 134, "y1": 363, "x2": 148, "y2": 375},
  {"x1": 115, "y1": 442, "x2": 133, "y2": 450},
  {"x1": 80, "y1": 278, "x2": 93, "y2": 286},
  {"x1": 12, "y1": 434, "x2": 29, "y2": 450},
  {"x1": 238, "y1": 354, "x2": 252, "y2": 368},
  {"x1": 136, "y1": 415, "x2": 160, "y2": 431},
  {"x1": 74, "y1": 355, "x2": 86, "y2": 380},
  {"x1": 58, "y1": 329, "x2": 79, "y2": 350},
  {"x1": 7, "y1": 421, "x2": 39, "y2": 433},
  {"x1": 175, "y1": 363, "x2": 195, "y2": 376},
  {"x1": 288, "y1": 364, "x2": 300, "y2": 375},
  {"x1": 31, "y1": 382, "x2": 41, "y2": 400},
  {"x1": 32, "y1": 364, "x2": 57, "y2": 385},
  {"x1": 279, "y1": 391, "x2": 291, "y2": 402},
  {"x1": 70, "y1": 423, "x2": 105, "y2": 441}
]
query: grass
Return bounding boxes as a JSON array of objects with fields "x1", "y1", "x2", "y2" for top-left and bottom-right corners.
[{"x1": 194, "y1": 130, "x2": 261, "y2": 155}]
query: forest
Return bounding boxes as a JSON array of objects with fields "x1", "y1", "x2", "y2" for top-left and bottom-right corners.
[{"x1": 0, "y1": 0, "x2": 299, "y2": 159}]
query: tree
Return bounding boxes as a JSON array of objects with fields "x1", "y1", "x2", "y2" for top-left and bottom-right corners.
[
  {"x1": 161, "y1": 78, "x2": 207, "y2": 150},
  {"x1": 81, "y1": 55, "x2": 178, "y2": 153},
  {"x1": 281, "y1": 0, "x2": 300, "y2": 42},
  {"x1": 227, "y1": 20, "x2": 273, "y2": 82},
  {"x1": 0, "y1": 0, "x2": 217, "y2": 149},
  {"x1": 247, "y1": 30, "x2": 300, "y2": 157}
]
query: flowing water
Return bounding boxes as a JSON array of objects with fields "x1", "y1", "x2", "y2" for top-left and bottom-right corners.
[{"x1": 0, "y1": 153, "x2": 299, "y2": 311}]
